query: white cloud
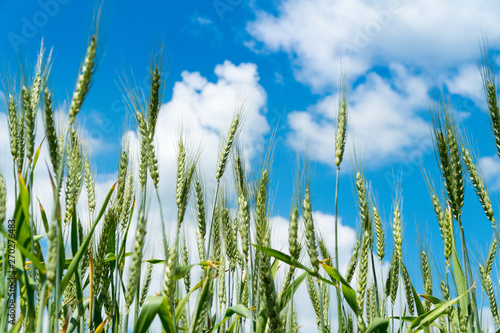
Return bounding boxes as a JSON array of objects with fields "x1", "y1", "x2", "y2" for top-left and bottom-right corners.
[
  {"x1": 195, "y1": 16, "x2": 213, "y2": 25},
  {"x1": 156, "y1": 60, "x2": 268, "y2": 162},
  {"x1": 247, "y1": 0, "x2": 500, "y2": 91},
  {"x1": 444, "y1": 64, "x2": 484, "y2": 104},
  {"x1": 287, "y1": 64, "x2": 432, "y2": 168},
  {"x1": 479, "y1": 155, "x2": 500, "y2": 191}
]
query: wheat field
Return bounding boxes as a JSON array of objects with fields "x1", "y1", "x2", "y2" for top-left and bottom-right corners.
[{"x1": 1, "y1": 24, "x2": 500, "y2": 333}]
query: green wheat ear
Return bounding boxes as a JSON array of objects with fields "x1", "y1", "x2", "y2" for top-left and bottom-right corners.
[
  {"x1": 216, "y1": 109, "x2": 242, "y2": 181},
  {"x1": 69, "y1": 34, "x2": 97, "y2": 124},
  {"x1": 335, "y1": 72, "x2": 348, "y2": 168},
  {"x1": 303, "y1": 187, "x2": 319, "y2": 274}
]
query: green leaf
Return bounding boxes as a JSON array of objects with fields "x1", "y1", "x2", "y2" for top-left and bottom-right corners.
[
  {"x1": 37, "y1": 198, "x2": 50, "y2": 236},
  {"x1": 412, "y1": 284, "x2": 426, "y2": 317},
  {"x1": 70, "y1": 210, "x2": 78, "y2": 257},
  {"x1": 33, "y1": 234, "x2": 45, "y2": 242},
  {"x1": 271, "y1": 257, "x2": 279, "y2": 280},
  {"x1": 32, "y1": 139, "x2": 43, "y2": 171},
  {"x1": 420, "y1": 294, "x2": 444, "y2": 306},
  {"x1": 365, "y1": 317, "x2": 389, "y2": 333},
  {"x1": 411, "y1": 286, "x2": 472, "y2": 331},
  {"x1": 253, "y1": 245, "x2": 351, "y2": 290},
  {"x1": 14, "y1": 173, "x2": 32, "y2": 250},
  {"x1": 189, "y1": 270, "x2": 214, "y2": 333},
  {"x1": 66, "y1": 298, "x2": 90, "y2": 333},
  {"x1": 408, "y1": 282, "x2": 431, "y2": 333},
  {"x1": 0, "y1": 226, "x2": 46, "y2": 274},
  {"x1": 174, "y1": 264, "x2": 199, "y2": 281},
  {"x1": 392, "y1": 316, "x2": 417, "y2": 322},
  {"x1": 451, "y1": 243, "x2": 469, "y2": 317},
  {"x1": 321, "y1": 263, "x2": 358, "y2": 316},
  {"x1": 212, "y1": 304, "x2": 252, "y2": 331},
  {"x1": 278, "y1": 272, "x2": 307, "y2": 311},
  {"x1": 175, "y1": 280, "x2": 202, "y2": 319},
  {"x1": 135, "y1": 296, "x2": 175, "y2": 333},
  {"x1": 253, "y1": 244, "x2": 309, "y2": 271},
  {"x1": 14, "y1": 239, "x2": 46, "y2": 274},
  {"x1": 102, "y1": 252, "x2": 132, "y2": 263},
  {"x1": 144, "y1": 259, "x2": 166, "y2": 264}
]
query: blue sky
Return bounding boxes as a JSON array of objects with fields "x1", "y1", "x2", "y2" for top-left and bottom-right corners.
[{"x1": 1, "y1": 0, "x2": 500, "y2": 329}]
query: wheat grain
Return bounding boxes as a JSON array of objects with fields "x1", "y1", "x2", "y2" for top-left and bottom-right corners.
[
  {"x1": 69, "y1": 35, "x2": 97, "y2": 124},
  {"x1": 346, "y1": 239, "x2": 360, "y2": 284},
  {"x1": 461, "y1": 142, "x2": 495, "y2": 225},
  {"x1": 125, "y1": 208, "x2": 147, "y2": 311},
  {"x1": 303, "y1": 187, "x2": 319, "y2": 274},
  {"x1": 216, "y1": 111, "x2": 241, "y2": 181},
  {"x1": 420, "y1": 250, "x2": 433, "y2": 311},
  {"x1": 356, "y1": 171, "x2": 371, "y2": 231},
  {"x1": 182, "y1": 238, "x2": 191, "y2": 293},
  {"x1": 195, "y1": 179, "x2": 206, "y2": 260},
  {"x1": 480, "y1": 263, "x2": 499, "y2": 327},
  {"x1": 307, "y1": 275, "x2": 322, "y2": 331},
  {"x1": 218, "y1": 254, "x2": 227, "y2": 308},
  {"x1": 8, "y1": 94, "x2": 18, "y2": 160},
  {"x1": 148, "y1": 63, "x2": 162, "y2": 135},
  {"x1": 335, "y1": 74, "x2": 348, "y2": 168},
  {"x1": 120, "y1": 171, "x2": 134, "y2": 231},
  {"x1": 357, "y1": 230, "x2": 370, "y2": 332},
  {"x1": 139, "y1": 263, "x2": 153, "y2": 309},
  {"x1": 137, "y1": 112, "x2": 149, "y2": 189},
  {"x1": 373, "y1": 205, "x2": 385, "y2": 262},
  {"x1": 116, "y1": 147, "x2": 129, "y2": 209},
  {"x1": 84, "y1": 153, "x2": 96, "y2": 213},
  {"x1": 402, "y1": 264, "x2": 415, "y2": 315},
  {"x1": 486, "y1": 239, "x2": 497, "y2": 275},
  {"x1": 43, "y1": 88, "x2": 60, "y2": 172}
]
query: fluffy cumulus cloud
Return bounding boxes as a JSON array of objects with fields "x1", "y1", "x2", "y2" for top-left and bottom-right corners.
[
  {"x1": 247, "y1": 0, "x2": 500, "y2": 91},
  {"x1": 287, "y1": 63, "x2": 431, "y2": 167},
  {"x1": 158, "y1": 60, "x2": 268, "y2": 162}
]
